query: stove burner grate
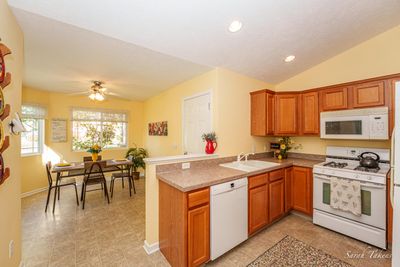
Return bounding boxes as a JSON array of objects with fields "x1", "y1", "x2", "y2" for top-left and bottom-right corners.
[
  {"x1": 354, "y1": 166, "x2": 380, "y2": 173},
  {"x1": 323, "y1": 161, "x2": 348, "y2": 168}
]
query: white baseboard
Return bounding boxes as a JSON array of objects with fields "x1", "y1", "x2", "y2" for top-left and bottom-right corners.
[
  {"x1": 21, "y1": 187, "x2": 47, "y2": 198},
  {"x1": 143, "y1": 240, "x2": 159, "y2": 254},
  {"x1": 20, "y1": 174, "x2": 145, "y2": 199}
]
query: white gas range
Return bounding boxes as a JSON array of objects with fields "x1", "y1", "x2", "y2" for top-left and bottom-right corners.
[{"x1": 313, "y1": 146, "x2": 390, "y2": 249}]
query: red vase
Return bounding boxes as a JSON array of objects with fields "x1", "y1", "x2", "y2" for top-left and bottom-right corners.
[{"x1": 205, "y1": 140, "x2": 217, "y2": 154}]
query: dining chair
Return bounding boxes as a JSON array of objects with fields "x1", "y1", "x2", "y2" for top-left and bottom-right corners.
[
  {"x1": 110, "y1": 159, "x2": 136, "y2": 197},
  {"x1": 45, "y1": 161, "x2": 79, "y2": 212},
  {"x1": 81, "y1": 160, "x2": 110, "y2": 209},
  {"x1": 83, "y1": 156, "x2": 102, "y2": 162}
]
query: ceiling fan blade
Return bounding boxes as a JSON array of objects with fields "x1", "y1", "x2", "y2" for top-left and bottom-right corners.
[
  {"x1": 106, "y1": 91, "x2": 124, "y2": 98},
  {"x1": 68, "y1": 91, "x2": 90, "y2": 96}
]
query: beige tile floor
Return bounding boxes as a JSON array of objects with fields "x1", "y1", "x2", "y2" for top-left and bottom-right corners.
[{"x1": 22, "y1": 179, "x2": 391, "y2": 267}]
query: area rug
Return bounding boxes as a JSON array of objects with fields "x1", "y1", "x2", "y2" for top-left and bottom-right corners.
[{"x1": 247, "y1": 235, "x2": 353, "y2": 267}]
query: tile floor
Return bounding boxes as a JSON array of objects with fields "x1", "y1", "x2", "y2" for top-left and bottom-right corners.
[{"x1": 22, "y1": 179, "x2": 391, "y2": 267}]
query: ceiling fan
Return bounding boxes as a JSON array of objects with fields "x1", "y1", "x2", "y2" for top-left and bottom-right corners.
[{"x1": 69, "y1": 80, "x2": 121, "y2": 101}]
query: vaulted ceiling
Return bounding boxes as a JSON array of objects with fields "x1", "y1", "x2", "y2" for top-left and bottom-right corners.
[{"x1": 9, "y1": 0, "x2": 400, "y2": 100}]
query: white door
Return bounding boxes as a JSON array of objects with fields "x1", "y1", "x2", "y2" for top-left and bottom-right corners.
[{"x1": 183, "y1": 92, "x2": 211, "y2": 154}]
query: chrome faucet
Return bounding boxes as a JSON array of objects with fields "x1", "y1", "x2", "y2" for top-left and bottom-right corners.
[{"x1": 237, "y1": 152, "x2": 255, "y2": 162}]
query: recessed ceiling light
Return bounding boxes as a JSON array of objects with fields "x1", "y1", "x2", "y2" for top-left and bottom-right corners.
[
  {"x1": 228, "y1": 20, "x2": 242, "y2": 33},
  {"x1": 284, "y1": 55, "x2": 296, "y2": 62}
]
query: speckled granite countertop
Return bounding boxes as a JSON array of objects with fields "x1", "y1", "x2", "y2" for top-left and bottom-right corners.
[{"x1": 157, "y1": 157, "x2": 323, "y2": 192}]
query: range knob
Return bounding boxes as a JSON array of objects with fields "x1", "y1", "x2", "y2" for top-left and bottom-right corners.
[{"x1": 367, "y1": 176, "x2": 372, "y2": 180}]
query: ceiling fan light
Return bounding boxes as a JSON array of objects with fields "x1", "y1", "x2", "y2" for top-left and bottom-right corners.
[
  {"x1": 89, "y1": 93, "x2": 96, "y2": 100},
  {"x1": 95, "y1": 92, "x2": 105, "y2": 101}
]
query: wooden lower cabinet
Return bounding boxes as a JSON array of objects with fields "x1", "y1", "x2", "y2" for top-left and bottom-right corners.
[
  {"x1": 159, "y1": 181, "x2": 210, "y2": 267},
  {"x1": 269, "y1": 179, "x2": 285, "y2": 222},
  {"x1": 292, "y1": 167, "x2": 313, "y2": 216},
  {"x1": 285, "y1": 167, "x2": 293, "y2": 212},
  {"x1": 188, "y1": 204, "x2": 210, "y2": 266},
  {"x1": 248, "y1": 175, "x2": 269, "y2": 235}
]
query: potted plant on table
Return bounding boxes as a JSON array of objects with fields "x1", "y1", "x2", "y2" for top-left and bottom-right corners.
[
  {"x1": 126, "y1": 146, "x2": 148, "y2": 180},
  {"x1": 87, "y1": 144, "x2": 102, "y2": 161}
]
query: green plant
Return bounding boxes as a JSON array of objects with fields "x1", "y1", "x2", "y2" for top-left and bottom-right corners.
[
  {"x1": 87, "y1": 144, "x2": 102, "y2": 154},
  {"x1": 277, "y1": 136, "x2": 294, "y2": 158},
  {"x1": 126, "y1": 146, "x2": 148, "y2": 172},
  {"x1": 202, "y1": 131, "x2": 217, "y2": 142}
]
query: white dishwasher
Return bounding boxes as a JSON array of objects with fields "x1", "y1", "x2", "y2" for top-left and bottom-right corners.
[{"x1": 210, "y1": 177, "x2": 248, "y2": 260}]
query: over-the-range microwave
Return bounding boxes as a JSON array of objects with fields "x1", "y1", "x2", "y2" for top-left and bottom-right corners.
[{"x1": 320, "y1": 107, "x2": 389, "y2": 140}]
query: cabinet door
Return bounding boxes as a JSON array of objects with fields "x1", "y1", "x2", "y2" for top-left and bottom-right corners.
[
  {"x1": 188, "y1": 204, "x2": 210, "y2": 267},
  {"x1": 292, "y1": 167, "x2": 312, "y2": 215},
  {"x1": 285, "y1": 167, "x2": 293, "y2": 212},
  {"x1": 269, "y1": 179, "x2": 285, "y2": 222},
  {"x1": 250, "y1": 91, "x2": 274, "y2": 136},
  {"x1": 248, "y1": 185, "x2": 268, "y2": 235},
  {"x1": 301, "y1": 92, "x2": 319, "y2": 135},
  {"x1": 275, "y1": 94, "x2": 298, "y2": 135},
  {"x1": 352, "y1": 81, "x2": 385, "y2": 108},
  {"x1": 320, "y1": 88, "x2": 348, "y2": 111}
]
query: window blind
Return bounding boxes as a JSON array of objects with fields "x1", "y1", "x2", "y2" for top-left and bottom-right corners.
[
  {"x1": 21, "y1": 104, "x2": 46, "y2": 119},
  {"x1": 72, "y1": 108, "x2": 128, "y2": 123}
]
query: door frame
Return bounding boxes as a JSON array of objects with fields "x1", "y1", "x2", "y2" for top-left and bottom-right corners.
[{"x1": 182, "y1": 90, "x2": 213, "y2": 155}]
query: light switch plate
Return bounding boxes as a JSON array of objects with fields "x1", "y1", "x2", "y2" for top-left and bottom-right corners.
[{"x1": 182, "y1": 162, "x2": 190, "y2": 169}]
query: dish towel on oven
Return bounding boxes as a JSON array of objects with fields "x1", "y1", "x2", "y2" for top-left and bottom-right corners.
[{"x1": 330, "y1": 177, "x2": 362, "y2": 216}]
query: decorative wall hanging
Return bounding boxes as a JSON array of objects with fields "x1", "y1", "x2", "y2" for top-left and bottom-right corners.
[
  {"x1": 51, "y1": 119, "x2": 67, "y2": 142},
  {"x1": 0, "y1": 40, "x2": 12, "y2": 186},
  {"x1": 148, "y1": 121, "x2": 168, "y2": 136}
]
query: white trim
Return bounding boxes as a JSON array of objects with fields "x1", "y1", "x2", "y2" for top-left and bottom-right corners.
[
  {"x1": 144, "y1": 153, "x2": 218, "y2": 165},
  {"x1": 20, "y1": 173, "x2": 145, "y2": 198},
  {"x1": 143, "y1": 240, "x2": 159, "y2": 254},
  {"x1": 21, "y1": 186, "x2": 47, "y2": 198},
  {"x1": 182, "y1": 90, "x2": 213, "y2": 154}
]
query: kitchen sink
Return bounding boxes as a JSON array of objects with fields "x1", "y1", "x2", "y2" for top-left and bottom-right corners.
[{"x1": 219, "y1": 160, "x2": 280, "y2": 172}]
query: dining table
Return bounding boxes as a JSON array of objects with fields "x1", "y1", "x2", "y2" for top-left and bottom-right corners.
[{"x1": 51, "y1": 159, "x2": 133, "y2": 212}]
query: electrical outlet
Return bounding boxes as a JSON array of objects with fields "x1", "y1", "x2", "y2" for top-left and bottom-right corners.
[
  {"x1": 9, "y1": 240, "x2": 14, "y2": 259},
  {"x1": 182, "y1": 162, "x2": 190, "y2": 169}
]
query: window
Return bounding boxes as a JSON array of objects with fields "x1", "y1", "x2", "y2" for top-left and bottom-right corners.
[
  {"x1": 21, "y1": 105, "x2": 45, "y2": 155},
  {"x1": 72, "y1": 108, "x2": 128, "y2": 151}
]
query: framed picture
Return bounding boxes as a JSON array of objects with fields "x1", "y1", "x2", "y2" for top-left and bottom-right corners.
[
  {"x1": 51, "y1": 119, "x2": 67, "y2": 142},
  {"x1": 148, "y1": 121, "x2": 168, "y2": 136}
]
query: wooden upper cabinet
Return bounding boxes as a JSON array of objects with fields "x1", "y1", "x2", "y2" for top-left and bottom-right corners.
[
  {"x1": 301, "y1": 91, "x2": 319, "y2": 135},
  {"x1": 250, "y1": 90, "x2": 274, "y2": 136},
  {"x1": 320, "y1": 87, "x2": 348, "y2": 111},
  {"x1": 292, "y1": 167, "x2": 313, "y2": 216},
  {"x1": 352, "y1": 81, "x2": 385, "y2": 108},
  {"x1": 275, "y1": 94, "x2": 298, "y2": 135}
]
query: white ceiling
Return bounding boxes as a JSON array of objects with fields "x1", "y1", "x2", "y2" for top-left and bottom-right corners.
[
  {"x1": 10, "y1": 9, "x2": 211, "y2": 100},
  {"x1": 9, "y1": 0, "x2": 400, "y2": 100}
]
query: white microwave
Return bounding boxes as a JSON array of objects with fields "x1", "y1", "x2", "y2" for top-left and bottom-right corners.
[{"x1": 320, "y1": 107, "x2": 389, "y2": 140}]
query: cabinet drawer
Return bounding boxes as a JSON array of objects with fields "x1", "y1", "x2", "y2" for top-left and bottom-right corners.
[
  {"x1": 269, "y1": 169, "x2": 284, "y2": 182},
  {"x1": 248, "y1": 173, "x2": 268, "y2": 189},
  {"x1": 188, "y1": 188, "x2": 210, "y2": 209}
]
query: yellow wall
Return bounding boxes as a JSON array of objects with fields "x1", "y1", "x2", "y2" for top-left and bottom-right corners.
[
  {"x1": 143, "y1": 68, "x2": 274, "y2": 157},
  {"x1": 21, "y1": 87, "x2": 144, "y2": 193},
  {"x1": 143, "y1": 69, "x2": 218, "y2": 156},
  {"x1": 274, "y1": 25, "x2": 400, "y2": 154},
  {"x1": 0, "y1": 1, "x2": 23, "y2": 266}
]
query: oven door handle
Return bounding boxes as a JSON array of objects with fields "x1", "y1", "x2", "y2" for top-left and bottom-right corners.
[{"x1": 314, "y1": 175, "x2": 385, "y2": 189}]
